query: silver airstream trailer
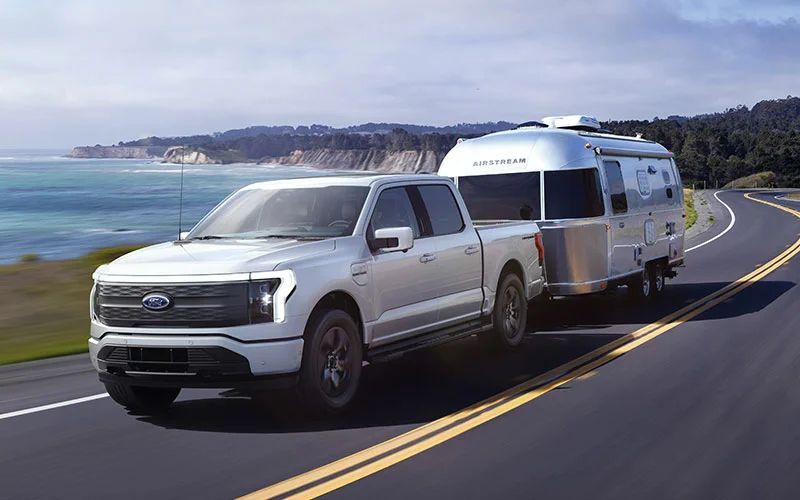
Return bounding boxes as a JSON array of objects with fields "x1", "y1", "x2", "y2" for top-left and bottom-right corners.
[{"x1": 438, "y1": 115, "x2": 685, "y2": 299}]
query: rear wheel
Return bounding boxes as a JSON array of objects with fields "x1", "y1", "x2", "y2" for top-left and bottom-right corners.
[
  {"x1": 104, "y1": 383, "x2": 180, "y2": 414},
  {"x1": 299, "y1": 309, "x2": 362, "y2": 415},
  {"x1": 480, "y1": 273, "x2": 528, "y2": 350}
]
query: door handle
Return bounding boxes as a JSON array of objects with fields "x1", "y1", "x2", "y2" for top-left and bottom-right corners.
[
  {"x1": 465, "y1": 245, "x2": 480, "y2": 255},
  {"x1": 419, "y1": 253, "x2": 436, "y2": 263}
]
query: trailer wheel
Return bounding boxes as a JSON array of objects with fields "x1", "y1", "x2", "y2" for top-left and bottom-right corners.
[
  {"x1": 299, "y1": 309, "x2": 362, "y2": 416},
  {"x1": 630, "y1": 266, "x2": 653, "y2": 301},
  {"x1": 480, "y1": 273, "x2": 528, "y2": 351},
  {"x1": 651, "y1": 261, "x2": 665, "y2": 297},
  {"x1": 104, "y1": 383, "x2": 180, "y2": 414}
]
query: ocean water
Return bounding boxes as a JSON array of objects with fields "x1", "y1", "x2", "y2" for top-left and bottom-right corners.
[{"x1": 0, "y1": 150, "x2": 339, "y2": 264}]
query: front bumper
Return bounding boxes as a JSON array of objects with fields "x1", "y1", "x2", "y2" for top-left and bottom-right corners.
[{"x1": 89, "y1": 333, "x2": 304, "y2": 388}]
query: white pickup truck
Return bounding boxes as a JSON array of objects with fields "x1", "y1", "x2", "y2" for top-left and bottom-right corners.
[{"x1": 90, "y1": 174, "x2": 545, "y2": 414}]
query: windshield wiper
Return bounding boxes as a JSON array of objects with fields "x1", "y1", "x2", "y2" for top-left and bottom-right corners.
[
  {"x1": 254, "y1": 235, "x2": 326, "y2": 240},
  {"x1": 189, "y1": 235, "x2": 231, "y2": 240}
]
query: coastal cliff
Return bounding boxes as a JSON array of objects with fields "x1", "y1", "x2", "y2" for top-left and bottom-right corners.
[
  {"x1": 162, "y1": 146, "x2": 222, "y2": 165},
  {"x1": 265, "y1": 149, "x2": 442, "y2": 173},
  {"x1": 67, "y1": 146, "x2": 167, "y2": 159},
  {"x1": 161, "y1": 147, "x2": 442, "y2": 172}
]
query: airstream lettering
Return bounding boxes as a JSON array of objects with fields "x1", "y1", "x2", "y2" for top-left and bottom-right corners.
[{"x1": 438, "y1": 115, "x2": 685, "y2": 300}]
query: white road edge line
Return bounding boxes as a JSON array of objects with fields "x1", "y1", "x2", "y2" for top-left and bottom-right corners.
[
  {"x1": 686, "y1": 190, "x2": 736, "y2": 253},
  {"x1": 775, "y1": 194, "x2": 800, "y2": 203},
  {"x1": 0, "y1": 393, "x2": 108, "y2": 421}
]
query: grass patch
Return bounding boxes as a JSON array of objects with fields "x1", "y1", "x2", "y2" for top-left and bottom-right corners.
[
  {"x1": 18, "y1": 253, "x2": 40, "y2": 262},
  {"x1": 787, "y1": 193, "x2": 800, "y2": 200},
  {"x1": 0, "y1": 245, "x2": 143, "y2": 366},
  {"x1": 723, "y1": 171, "x2": 776, "y2": 189},
  {"x1": 684, "y1": 188, "x2": 698, "y2": 229}
]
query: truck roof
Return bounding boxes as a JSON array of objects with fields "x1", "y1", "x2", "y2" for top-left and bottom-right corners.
[
  {"x1": 439, "y1": 127, "x2": 671, "y2": 177},
  {"x1": 240, "y1": 173, "x2": 441, "y2": 191}
]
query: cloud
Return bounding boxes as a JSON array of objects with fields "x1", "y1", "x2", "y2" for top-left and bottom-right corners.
[{"x1": 0, "y1": 0, "x2": 798, "y2": 147}]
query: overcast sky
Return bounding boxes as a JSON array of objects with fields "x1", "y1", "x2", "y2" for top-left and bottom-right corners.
[{"x1": 1, "y1": 0, "x2": 799, "y2": 148}]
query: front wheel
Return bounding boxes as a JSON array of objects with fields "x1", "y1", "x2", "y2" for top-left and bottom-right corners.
[
  {"x1": 299, "y1": 309, "x2": 362, "y2": 415},
  {"x1": 480, "y1": 273, "x2": 528, "y2": 350},
  {"x1": 104, "y1": 383, "x2": 180, "y2": 414}
]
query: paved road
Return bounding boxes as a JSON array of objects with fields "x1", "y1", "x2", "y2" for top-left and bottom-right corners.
[{"x1": 1, "y1": 190, "x2": 799, "y2": 499}]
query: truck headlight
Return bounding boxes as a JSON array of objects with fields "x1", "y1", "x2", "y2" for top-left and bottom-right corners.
[
  {"x1": 248, "y1": 270, "x2": 296, "y2": 323},
  {"x1": 249, "y1": 279, "x2": 280, "y2": 323}
]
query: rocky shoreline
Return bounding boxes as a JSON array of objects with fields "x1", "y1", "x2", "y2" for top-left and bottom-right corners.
[{"x1": 69, "y1": 145, "x2": 444, "y2": 173}]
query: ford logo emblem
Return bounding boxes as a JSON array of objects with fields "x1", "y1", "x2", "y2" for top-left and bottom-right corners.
[{"x1": 142, "y1": 293, "x2": 173, "y2": 311}]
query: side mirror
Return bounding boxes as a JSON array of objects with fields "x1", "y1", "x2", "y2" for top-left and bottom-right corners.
[
  {"x1": 370, "y1": 227, "x2": 414, "y2": 252},
  {"x1": 179, "y1": 231, "x2": 190, "y2": 240}
]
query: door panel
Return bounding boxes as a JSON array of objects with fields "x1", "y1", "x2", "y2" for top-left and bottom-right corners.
[
  {"x1": 368, "y1": 186, "x2": 439, "y2": 344},
  {"x1": 369, "y1": 238, "x2": 440, "y2": 344},
  {"x1": 431, "y1": 231, "x2": 483, "y2": 326},
  {"x1": 415, "y1": 184, "x2": 483, "y2": 327}
]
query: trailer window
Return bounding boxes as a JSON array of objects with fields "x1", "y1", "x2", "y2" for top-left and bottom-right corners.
[
  {"x1": 544, "y1": 168, "x2": 604, "y2": 220},
  {"x1": 603, "y1": 161, "x2": 628, "y2": 214},
  {"x1": 457, "y1": 173, "x2": 541, "y2": 221}
]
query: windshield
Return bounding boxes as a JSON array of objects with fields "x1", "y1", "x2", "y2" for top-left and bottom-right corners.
[{"x1": 188, "y1": 185, "x2": 370, "y2": 239}]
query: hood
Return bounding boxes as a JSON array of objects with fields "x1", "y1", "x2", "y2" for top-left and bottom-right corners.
[{"x1": 97, "y1": 238, "x2": 336, "y2": 279}]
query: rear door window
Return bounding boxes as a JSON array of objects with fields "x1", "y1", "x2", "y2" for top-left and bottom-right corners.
[
  {"x1": 544, "y1": 168, "x2": 604, "y2": 220},
  {"x1": 457, "y1": 172, "x2": 541, "y2": 221},
  {"x1": 415, "y1": 184, "x2": 465, "y2": 236},
  {"x1": 603, "y1": 161, "x2": 628, "y2": 214}
]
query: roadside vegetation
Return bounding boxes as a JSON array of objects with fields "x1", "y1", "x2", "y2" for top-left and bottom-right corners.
[
  {"x1": 0, "y1": 246, "x2": 142, "y2": 366},
  {"x1": 787, "y1": 193, "x2": 800, "y2": 200},
  {"x1": 723, "y1": 171, "x2": 777, "y2": 189},
  {"x1": 684, "y1": 188, "x2": 698, "y2": 229}
]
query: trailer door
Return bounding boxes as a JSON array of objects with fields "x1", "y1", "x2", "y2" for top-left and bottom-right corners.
[{"x1": 602, "y1": 160, "x2": 637, "y2": 277}]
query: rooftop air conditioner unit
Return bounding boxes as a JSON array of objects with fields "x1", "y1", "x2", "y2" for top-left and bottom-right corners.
[{"x1": 541, "y1": 115, "x2": 601, "y2": 132}]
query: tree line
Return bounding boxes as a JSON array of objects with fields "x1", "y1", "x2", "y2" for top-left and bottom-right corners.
[{"x1": 605, "y1": 97, "x2": 800, "y2": 187}]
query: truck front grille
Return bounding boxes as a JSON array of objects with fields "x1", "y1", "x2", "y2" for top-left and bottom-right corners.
[{"x1": 94, "y1": 282, "x2": 249, "y2": 328}]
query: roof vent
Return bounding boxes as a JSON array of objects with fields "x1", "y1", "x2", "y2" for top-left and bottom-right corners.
[
  {"x1": 515, "y1": 120, "x2": 548, "y2": 129},
  {"x1": 541, "y1": 115, "x2": 601, "y2": 132}
]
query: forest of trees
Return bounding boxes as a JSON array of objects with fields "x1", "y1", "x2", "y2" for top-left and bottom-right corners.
[
  {"x1": 193, "y1": 128, "x2": 475, "y2": 163},
  {"x1": 120, "y1": 121, "x2": 516, "y2": 147},
  {"x1": 605, "y1": 97, "x2": 800, "y2": 187}
]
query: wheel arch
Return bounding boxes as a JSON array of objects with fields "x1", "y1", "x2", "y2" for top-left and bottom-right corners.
[
  {"x1": 498, "y1": 259, "x2": 526, "y2": 296},
  {"x1": 305, "y1": 290, "x2": 365, "y2": 344}
]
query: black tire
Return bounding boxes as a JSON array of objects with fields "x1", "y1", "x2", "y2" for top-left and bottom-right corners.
[
  {"x1": 104, "y1": 383, "x2": 180, "y2": 414},
  {"x1": 651, "y1": 261, "x2": 666, "y2": 298},
  {"x1": 299, "y1": 309, "x2": 362, "y2": 415},
  {"x1": 629, "y1": 266, "x2": 653, "y2": 301},
  {"x1": 479, "y1": 273, "x2": 528, "y2": 351}
]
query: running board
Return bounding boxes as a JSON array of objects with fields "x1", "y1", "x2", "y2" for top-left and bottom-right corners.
[{"x1": 366, "y1": 319, "x2": 492, "y2": 363}]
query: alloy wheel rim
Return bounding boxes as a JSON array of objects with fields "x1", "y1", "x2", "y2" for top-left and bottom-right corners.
[
  {"x1": 642, "y1": 270, "x2": 651, "y2": 296},
  {"x1": 655, "y1": 267, "x2": 664, "y2": 292},
  {"x1": 503, "y1": 287, "x2": 521, "y2": 338},
  {"x1": 318, "y1": 326, "x2": 352, "y2": 398}
]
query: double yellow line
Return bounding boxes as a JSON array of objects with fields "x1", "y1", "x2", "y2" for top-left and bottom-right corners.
[{"x1": 241, "y1": 192, "x2": 800, "y2": 500}]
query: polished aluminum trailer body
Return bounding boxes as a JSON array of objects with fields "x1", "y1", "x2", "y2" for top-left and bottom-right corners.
[{"x1": 438, "y1": 124, "x2": 685, "y2": 296}]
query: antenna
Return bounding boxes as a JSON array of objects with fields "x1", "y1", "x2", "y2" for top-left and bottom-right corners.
[{"x1": 178, "y1": 145, "x2": 185, "y2": 240}]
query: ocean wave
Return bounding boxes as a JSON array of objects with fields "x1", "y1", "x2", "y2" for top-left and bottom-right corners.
[
  {"x1": 80, "y1": 228, "x2": 145, "y2": 235},
  {"x1": 128, "y1": 168, "x2": 206, "y2": 174}
]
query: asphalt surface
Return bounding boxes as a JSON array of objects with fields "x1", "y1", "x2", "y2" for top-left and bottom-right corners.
[{"x1": 2, "y1": 190, "x2": 799, "y2": 499}]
